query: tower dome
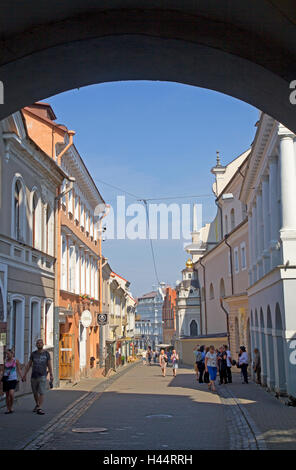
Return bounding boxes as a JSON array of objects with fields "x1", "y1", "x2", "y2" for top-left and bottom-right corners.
[{"x1": 186, "y1": 258, "x2": 193, "y2": 269}]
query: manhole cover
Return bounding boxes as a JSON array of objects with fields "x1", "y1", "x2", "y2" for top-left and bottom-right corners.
[
  {"x1": 145, "y1": 414, "x2": 173, "y2": 419},
  {"x1": 72, "y1": 427, "x2": 107, "y2": 433}
]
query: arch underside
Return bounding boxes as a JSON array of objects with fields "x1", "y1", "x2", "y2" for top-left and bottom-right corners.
[{"x1": 0, "y1": 5, "x2": 295, "y2": 130}]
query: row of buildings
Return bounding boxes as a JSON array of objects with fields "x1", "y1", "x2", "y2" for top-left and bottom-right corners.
[
  {"x1": 0, "y1": 102, "x2": 136, "y2": 394},
  {"x1": 136, "y1": 112, "x2": 296, "y2": 400}
]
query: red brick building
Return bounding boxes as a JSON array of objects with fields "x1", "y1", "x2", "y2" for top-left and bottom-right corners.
[{"x1": 162, "y1": 287, "x2": 177, "y2": 345}]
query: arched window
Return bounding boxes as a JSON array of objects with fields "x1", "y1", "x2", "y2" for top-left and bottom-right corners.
[
  {"x1": 230, "y1": 209, "x2": 235, "y2": 231},
  {"x1": 190, "y1": 320, "x2": 198, "y2": 336},
  {"x1": 30, "y1": 299, "x2": 41, "y2": 353},
  {"x1": 220, "y1": 278, "x2": 225, "y2": 298},
  {"x1": 12, "y1": 177, "x2": 26, "y2": 242},
  {"x1": 225, "y1": 215, "x2": 228, "y2": 235},
  {"x1": 32, "y1": 192, "x2": 38, "y2": 248},
  {"x1": 44, "y1": 301, "x2": 53, "y2": 347},
  {"x1": 61, "y1": 235, "x2": 68, "y2": 291},
  {"x1": 9, "y1": 296, "x2": 25, "y2": 363},
  {"x1": 31, "y1": 190, "x2": 42, "y2": 250},
  {"x1": 209, "y1": 283, "x2": 214, "y2": 300}
]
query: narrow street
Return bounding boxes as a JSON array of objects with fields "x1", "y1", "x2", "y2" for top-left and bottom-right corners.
[{"x1": 1, "y1": 362, "x2": 296, "y2": 451}]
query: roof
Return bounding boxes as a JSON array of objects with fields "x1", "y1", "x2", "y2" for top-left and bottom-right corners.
[{"x1": 137, "y1": 291, "x2": 157, "y2": 300}]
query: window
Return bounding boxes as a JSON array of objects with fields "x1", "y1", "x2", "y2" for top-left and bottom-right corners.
[
  {"x1": 9, "y1": 297, "x2": 25, "y2": 363},
  {"x1": 230, "y1": 209, "x2": 235, "y2": 231},
  {"x1": 68, "y1": 188, "x2": 73, "y2": 215},
  {"x1": 75, "y1": 195, "x2": 79, "y2": 221},
  {"x1": 44, "y1": 301, "x2": 53, "y2": 347},
  {"x1": 234, "y1": 247, "x2": 239, "y2": 273},
  {"x1": 61, "y1": 235, "x2": 68, "y2": 290},
  {"x1": 241, "y1": 242, "x2": 246, "y2": 270},
  {"x1": 30, "y1": 300, "x2": 41, "y2": 353},
  {"x1": 75, "y1": 245, "x2": 80, "y2": 294},
  {"x1": 220, "y1": 278, "x2": 225, "y2": 298},
  {"x1": 32, "y1": 192, "x2": 38, "y2": 248},
  {"x1": 0, "y1": 286, "x2": 4, "y2": 322},
  {"x1": 228, "y1": 251, "x2": 231, "y2": 276},
  {"x1": 225, "y1": 215, "x2": 228, "y2": 235},
  {"x1": 190, "y1": 320, "x2": 198, "y2": 336},
  {"x1": 69, "y1": 244, "x2": 75, "y2": 292},
  {"x1": 80, "y1": 250, "x2": 85, "y2": 294},
  {"x1": 80, "y1": 203, "x2": 85, "y2": 228},
  {"x1": 12, "y1": 177, "x2": 26, "y2": 242},
  {"x1": 209, "y1": 283, "x2": 214, "y2": 300}
]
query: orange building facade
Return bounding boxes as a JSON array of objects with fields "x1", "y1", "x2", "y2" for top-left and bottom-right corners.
[
  {"x1": 162, "y1": 287, "x2": 177, "y2": 345},
  {"x1": 22, "y1": 102, "x2": 106, "y2": 382}
]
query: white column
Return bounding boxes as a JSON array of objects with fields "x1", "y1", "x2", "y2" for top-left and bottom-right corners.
[
  {"x1": 252, "y1": 203, "x2": 257, "y2": 282},
  {"x1": 248, "y1": 210, "x2": 253, "y2": 286},
  {"x1": 269, "y1": 155, "x2": 280, "y2": 268},
  {"x1": 278, "y1": 125, "x2": 296, "y2": 265},
  {"x1": 256, "y1": 188, "x2": 264, "y2": 279},
  {"x1": 261, "y1": 174, "x2": 270, "y2": 274}
]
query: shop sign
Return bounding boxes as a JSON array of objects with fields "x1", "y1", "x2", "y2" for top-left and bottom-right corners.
[
  {"x1": 81, "y1": 310, "x2": 92, "y2": 328},
  {"x1": 97, "y1": 313, "x2": 108, "y2": 326}
]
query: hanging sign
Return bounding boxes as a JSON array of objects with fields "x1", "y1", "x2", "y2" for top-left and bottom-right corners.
[
  {"x1": 81, "y1": 310, "x2": 92, "y2": 328},
  {"x1": 97, "y1": 313, "x2": 108, "y2": 326}
]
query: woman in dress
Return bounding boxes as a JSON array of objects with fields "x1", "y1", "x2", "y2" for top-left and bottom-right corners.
[
  {"x1": 205, "y1": 345, "x2": 218, "y2": 392},
  {"x1": 1, "y1": 349, "x2": 23, "y2": 414},
  {"x1": 159, "y1": 349, "x2": 168, "y2": 377},
  {"x1": 171, "y1": 350, "x2": 179, "y2": 377}
]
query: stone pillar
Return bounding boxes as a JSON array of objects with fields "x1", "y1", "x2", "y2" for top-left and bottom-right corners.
[
  {"x1": 248, "y1": 210, "x2": 253, "y2": 286},
  {"x1": 252, "y1": 204, "x2": 257, "y2": 283},
  {"x1": 269, "y1": 155, "x2": 280, "y2": 268},
  {"x1": 278, "y1": 125, "x2": 296, "y2": 265},
  {"x1": 256, "y1": 189, "x2": 264, "y2": 279},
  {"x1": 261, "y1": 174, "x2": 270, "y2": 274}
]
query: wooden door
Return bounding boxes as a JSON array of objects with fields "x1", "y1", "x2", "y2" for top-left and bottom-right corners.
[{"x1": 59, "y1": 333, "x2": 74, "y2": 379}]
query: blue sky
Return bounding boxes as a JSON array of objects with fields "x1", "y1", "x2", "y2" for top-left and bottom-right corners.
[{"x1": 47, "y1": 81, "x2": 258, "y2": 297}]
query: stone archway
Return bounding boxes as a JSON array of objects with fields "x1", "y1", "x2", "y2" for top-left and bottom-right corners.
[
  {"x1": 0, "y1": 2, "x2": 296, "y2": 130},
  {"x1": 274, "y1": 303, "x2": 287, "y2": 394}
]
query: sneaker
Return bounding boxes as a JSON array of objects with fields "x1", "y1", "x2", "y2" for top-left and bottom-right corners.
[
  {"x1": 36, "y1": 408, "x2": 45, "y2": 415},
  {"x1": 33, "y1": 406, "x2": 39, "y2": 413}
]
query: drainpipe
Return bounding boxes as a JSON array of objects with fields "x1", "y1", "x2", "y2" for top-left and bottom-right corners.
[
  {"x1": 98, "y1": 205, "x2": 110, "y2": 368},
  {"x1": 220, "y1": 297, "x2": 230, "y2": 349},
  {"x1": 224, "y1": 234, "x2": 234, "y2": 296},
  {"x1": 199, "y1": 260, "x2": 207, "y2": 335},
  {"x1": 56, "y1": 130, "x2": 75, "y2": 165}
]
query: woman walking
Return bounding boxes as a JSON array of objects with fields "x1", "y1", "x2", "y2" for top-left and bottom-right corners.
[
  {"x1": 205, "y1": 345, "x2": 218, "y2": 392},
  {"x1": 1, "y1": 349, "x2": 23, "y2": 414},
  {"x1": 159, "y1": 349, "x2": 168, "y2": 377},
  {"x1": 171, "y1": 350, "x2": 179, "y2": 377}
]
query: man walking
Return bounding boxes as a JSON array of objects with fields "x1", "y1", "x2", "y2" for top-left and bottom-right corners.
[{"x1": 23, "y1": 338, "x2": 53, "y2": 415}]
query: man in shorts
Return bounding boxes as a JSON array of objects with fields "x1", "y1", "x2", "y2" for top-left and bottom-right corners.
[{"x1": 23, "y1": 338, "x2": 53, "y2": 415}]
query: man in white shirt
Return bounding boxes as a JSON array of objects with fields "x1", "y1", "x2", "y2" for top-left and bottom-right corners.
[{"x1": 238, "y1": 346, "x2": 249, "y2": 384}]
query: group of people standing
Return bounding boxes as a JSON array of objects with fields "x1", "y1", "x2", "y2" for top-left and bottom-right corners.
[{"x1": 194, "y1": 344, "x2": 250, "y2": 392}]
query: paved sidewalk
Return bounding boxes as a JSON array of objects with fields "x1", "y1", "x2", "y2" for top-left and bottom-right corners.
[
  {"x1": 0, "y1": 363, "x2": 136, "y2": 450},
  {"x1": 221, "y1": 370, "x2": 296, "y2": 450}
]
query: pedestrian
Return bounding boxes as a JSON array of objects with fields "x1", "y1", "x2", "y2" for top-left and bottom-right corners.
[
  {"x1": 141, "y1": 350, "x2": 147, "y2": 365},
  {"x1": 238, "y1": 346, "x2": 249, "y2": 384},
  {"x1": 193, "y1": 345, "x2": 201, "y2": 381},
  {"x1": 203, "y1": 346, "x2": 210, "y2": 383},
  {"x1": 197, "y1": 346, "x2": 205, "y2": 383},
  {"x1": 22, "y1": 338, "x2": 53, "y2": 415},
  {"x1": 253, "y1": 348, "x2": 261, "y2": 384},
  {"x1": 0, "y1": 349, "x2": 23, "y2": 414},
  {"x1": 146, "y1": 346, "x2": 152, "y2": 366},
  {"x1": 218, "y1": 347, "x2": 228, "y2": 385},
  {"x1": 159, "y1": 349, "x2": 168, "y2": 377},
  {"x1": 205, "y1": 345, "x2": 218, "y2": 392},
  {"x1": 171, "y1": 350, "x2": 179, "y2": 377},
  {"x1": 223, "y1": 344, "x2": 232, "y2": 384}
]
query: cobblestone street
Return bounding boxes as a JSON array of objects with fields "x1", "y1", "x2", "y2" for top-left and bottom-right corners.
[{"x1": 1, "y1": 362, "x2": 296, "y2": 450}]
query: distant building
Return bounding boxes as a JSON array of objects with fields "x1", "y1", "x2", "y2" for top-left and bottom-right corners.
[
  {"x1": 135, "y1": 284, "x2": 166, "y2": 349},
  {"x1": 175, "y1": 259, "x2": 201, "y2": 339},
  {"x1": 162, "y1": 287, "x2": 177, "y2": 345}
]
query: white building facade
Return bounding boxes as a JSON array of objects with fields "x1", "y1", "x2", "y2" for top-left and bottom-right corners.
[{"x1": 240, "y1": 113, "x2": 296, "y2": 398}]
